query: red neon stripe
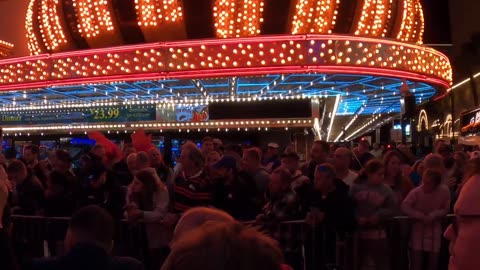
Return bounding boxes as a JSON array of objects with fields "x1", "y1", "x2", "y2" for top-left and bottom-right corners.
[{"x1": 0, "y1": 65, "x2": 449, "y2": 92}]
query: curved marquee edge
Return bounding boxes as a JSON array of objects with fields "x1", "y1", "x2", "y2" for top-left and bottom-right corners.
[{"x1": 0, "y1": 34, "x2": 451, "y2": 91}]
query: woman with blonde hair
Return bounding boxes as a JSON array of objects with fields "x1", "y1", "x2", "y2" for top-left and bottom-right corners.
[{"x1": 125, "y1": 169, "x2": 169, "y2": 270}]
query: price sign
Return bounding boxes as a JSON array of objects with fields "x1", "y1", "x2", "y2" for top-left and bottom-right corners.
[
  {"x1": 85, "y1": 105, "x2": 156, "y2": 123},
  {"x1": 88, "y1": 108, "x2": 121, "y2": 120}
]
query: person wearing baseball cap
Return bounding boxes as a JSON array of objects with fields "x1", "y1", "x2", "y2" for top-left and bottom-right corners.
[
  {"x1": 280, "y1": 152, "x2": 310, "y2": 193},
  {"x1": 211, "y1": 156, "x2": 258, "y2": 221},
  {"x1": 263, "y1": 143, "x2": 281, "y2": 172}
]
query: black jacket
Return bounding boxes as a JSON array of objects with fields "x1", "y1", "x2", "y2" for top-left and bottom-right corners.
[
  {"x1": 77, "y1": 174, "x2": 126, "y2": 219},
  {"x1": 13, "y1": 174, "x2": 44, "y2": 215},
  {"x1": 300, "y1": 179, "x2": 355, "y2": 231},
  {"x1": 213, "y1": 174, "x2": 258, "y2": 221},
  {"x1": 26, "y1": 243, "x2": 144, "y2": 270}
]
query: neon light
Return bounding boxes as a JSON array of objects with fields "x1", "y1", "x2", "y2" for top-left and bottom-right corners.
[{"x1": 327, "y1": 95, "x2": 340, "y2": 141}]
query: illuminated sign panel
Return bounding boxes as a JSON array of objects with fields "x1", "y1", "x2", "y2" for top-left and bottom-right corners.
[{"x1": 460, "y1": 107, "x2": 480, "y2": 135}]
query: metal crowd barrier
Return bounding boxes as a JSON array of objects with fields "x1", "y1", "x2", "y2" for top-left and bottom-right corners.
[{"x1": 9, "y1": 215, "x2": 456, "y2": 270}]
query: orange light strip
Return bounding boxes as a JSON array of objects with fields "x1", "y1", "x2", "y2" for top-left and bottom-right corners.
[
  {"x1": 213, "y1": 0, "x2": 265, "y2": 38},
  {"x1": 26, "y1": 0, "x2": 42, "y2": 55},
  {"x1": 73, "y1": 0, "x2": 115, "y2": 38},
  {"x1": 39, "y1": 0, "x2": 68, "y2": 51},
  {"x1": 396, "y1": 0, "x2": 416, "y2": 42},
  {"x1": 412, "y1": 0, "x2": 425, "y2": 44},
  {"x1": 135, "y1": 0, "x2": 183, "y2": 26},
  {"x1": 354, "y1": 0, "x2": 392, "y2": 37},
  {"x1": 291, "y1": 0, "x2": 339, "y2": 34}
]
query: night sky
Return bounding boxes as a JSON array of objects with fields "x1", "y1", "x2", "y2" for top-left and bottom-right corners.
[{"x1": 422, "y1": 0, "x2": 452, "y2": 44}]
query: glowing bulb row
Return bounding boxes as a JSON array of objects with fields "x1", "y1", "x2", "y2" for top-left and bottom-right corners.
[
  {"x1": 26, "y1": 0, "x2": 42, "y2": 55},
  {"x1": 0, "y1": 37, "x2": 452, "y2": 85},
  {"x1": 396, "y1": 0, "x2": 423, "y2": 43},
  {"x1": 354, "y1": 0, "x2": 392, "y2": 37},
  {"x1": 73, "y1": 0, "x2": 115, "y2": 38},
  {"x1": 2, "y1": 119, "x2": 313, "y2": 133},
  {"x1": 38, "y1": 0, "x2": 67, "y2": 51},
  {"x1": 291, "y1": 0, "x2": 339, "y2": 35},
  {"x1": 0, "y1": 40, "x2": 13, "y2": 58},
  {"x1": 135, "y1": 0, "x2": 183, "y2": 26},
  {"x1": 213, "y1": 0, "x2": 265, "y2": 38}
]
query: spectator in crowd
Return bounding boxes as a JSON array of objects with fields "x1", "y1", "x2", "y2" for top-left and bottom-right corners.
[
  {"x1": 304, "y1": 164, "x2": 354, "y2": 230},
  {"x1": 223, "y1": 144, "x2": 243, "y2": 161},
  {"x1": 213, "y1": 138, "x2": 223, "y2": 154},
  {"x1": 0, "y1": 153, "x2": 7, "y2": 170},
  {"x1": 437, "y1": 143, "x2": 452, "y2": 162},
  {"x1": 135, "y1": 151, "x2": 162, "y2": 183},
  {"x1": 170, "y1": 207, "x2": 234, "y2": 248},
  {"x1": 126, "y1": 153, "x2": 138, "y2": 176},
  {"x1": 444, "y1": 158, "x2": 480, "y2": 270},
  {"x1": 351, "y1": 140, "x2": 374, "y2": 171},
  {"x1": 349, "y1": 159, "x2": 396, "y2": 270},
  {"x1": 383, "y1": 150, "x2": 414, "y2": 270},
  {"x1": 211, "y1": 155, "x2": 258, "y2": 221},
  {"x1": 370, "y1": 143, "x2": 383, "y2": 159},
  {"x1": 206, "y1": 150, "x2": 221, "y2": 167},
  {"x1": 44, "y1": 170, "x2": 76, "y2": 217},
  {"x1": 125, "y1": 170, "x2": 169, "y2": 270},
  {"x1": 409, "y1": 160, "x2": 424, "y2": 187},
  {"x1": 205, "y1": 150, "x2": 221, "y2": 177},
  {"x1": 258, "y1": 168, "x2": 300, "y2": 222},
  {"x1": 44, "y1": 170, "x2": 76, "y2": 256},
  {"x1": 280, "y1": 152, "x2": 310, "y2": 192},
  {"x1": 301, "y1": 140, "x2": 330, "y2": 181},
  {"x1": 302, "y1": 163, "x2": 354, "y2": 267},
  {"x1": 90, "y1": 144, "x2": 108, "y2": 166},
  {"x1": 433, "y1": 139, "x2": 447, "y2": 154},
  {"x1": 450, "y1": 151, "x2": 469, "y2": 194},
  {"x1": 162, "y1": 221, "x2": 284, "y2": 270},
  {"x1": 241, "y1": 148, "x2": 270, "y2": 199},
  {"x1": 424, "y1": 154, "x2": 447, "y2": 183},
  {"x1": 263, "y1": 143, "x2": 281, "y2": 173},
  {"x1": 22, "y1": 144, "x2": 48, "y2": 188},
  {"x1": 148, "y1": 147, "x2": 173, "y2": 185},
  {"x1": 333, "y1": 147, "x2": 358, "y2": 186},
  {"x1": 402, "y1": 169, "x2": 450, "y2": 270},
  {"x1": 201, "y1": 137, "x2": 215, "y2": 158},
  {"x1": 112, "y1": 143, "x2": 136, "y2": 186},
  {"x1": 27, "y1": 206, "x2": 144, "y2": 270},
  {"x1": 0, "y1": 165, "x2": 14, "y2": 270},
  {"x1": 52, "y1": 149, "x2": 74, "y2": 175},
  {"x1": 171, "y1": 144, "x2": 213, "y2": 214},
  {"x1": 7, "y1": 160, "x2": 44, "y2": 215},
  {"x1": 383, "y1": 150, "x2": 414, "y2": 211},
  {"x1": 77, "y1": 155, "x2": 125, "y2": 219}
]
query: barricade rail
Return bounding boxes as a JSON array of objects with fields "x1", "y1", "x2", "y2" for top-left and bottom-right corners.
[{"x1": 9, "y1": 214, "x2": 457, "y2": 270}]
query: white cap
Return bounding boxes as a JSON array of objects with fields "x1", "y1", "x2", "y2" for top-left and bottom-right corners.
[{"x1": 267, "y1": 142, "x2": 279, "y2": 149}]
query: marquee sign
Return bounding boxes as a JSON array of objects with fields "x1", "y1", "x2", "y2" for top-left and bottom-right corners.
[{"x1": 460, "y1": 107, "x2": 480, "y2": 135}]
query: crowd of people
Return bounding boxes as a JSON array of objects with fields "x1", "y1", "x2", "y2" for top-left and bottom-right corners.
[{"x1": 0, "y1": 133, "x2": 479, "y2": 270}]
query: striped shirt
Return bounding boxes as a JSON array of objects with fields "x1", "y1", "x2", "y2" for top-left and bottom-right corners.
[{"x1": 173, "y1": 170, "x2": 213, "y2": 213}]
